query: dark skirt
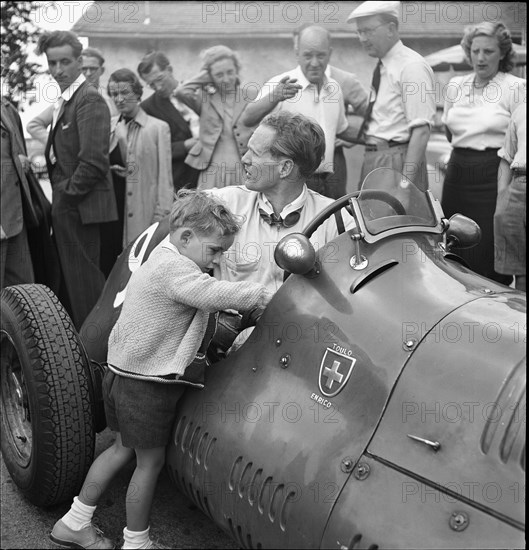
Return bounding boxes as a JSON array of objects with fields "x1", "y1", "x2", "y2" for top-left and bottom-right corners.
[{"x1": 442, "y1": 148, "x2": 512, "y2": 285}]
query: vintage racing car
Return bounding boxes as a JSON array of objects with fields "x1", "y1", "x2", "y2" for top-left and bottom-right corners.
[{"x1": 1, "y1": 168, "x2": 525, "y2": 548}]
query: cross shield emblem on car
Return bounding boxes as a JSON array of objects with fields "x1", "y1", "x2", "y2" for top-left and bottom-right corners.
[{"x1": 318, "y1": 348, "x2": 356, "y2": 398}]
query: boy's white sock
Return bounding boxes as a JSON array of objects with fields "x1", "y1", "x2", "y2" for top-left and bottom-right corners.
[
  {"x1": 122, "y1": 526, "x2": 151, "y2": 549},
  {"x1": 61, "y1": 496, "x2": 96, "y2": 531}
]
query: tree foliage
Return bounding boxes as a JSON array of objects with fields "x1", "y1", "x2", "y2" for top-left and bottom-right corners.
[{"x1": 1, "y1": 1, "x2": 43, "y2": 106}]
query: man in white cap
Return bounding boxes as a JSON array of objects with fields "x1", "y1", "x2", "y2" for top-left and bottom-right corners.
[{"x1": 348, "y1": 1, "x2": 435, "y2": 190}]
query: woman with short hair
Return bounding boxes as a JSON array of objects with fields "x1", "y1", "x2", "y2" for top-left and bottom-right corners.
[
  {"x1": 441, "y1": 21, "x2": 526, "y2": 284},
  {"x1": 100, "y1": 69, "x2": 173, "y2": 275},
  {"x1": 175, "y1": 45, "x2": 256, "y2": 189}
]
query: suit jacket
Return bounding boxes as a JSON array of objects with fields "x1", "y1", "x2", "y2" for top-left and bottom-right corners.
[
  {"x1": 110, "y1": 109, "x2": 174, "y2": 245},
  {"x1": 175, "y1": 73, "x2": 257, "y2": 171},
  {"x1": 45, "y1": 81, "x2": 117, "y2": 224},
  {"x1": 1, "y1": 100, "x2": 38, "y2": 238},
  {"x1": 140, "y1": 93, "x2": 198, "y2": 189}
]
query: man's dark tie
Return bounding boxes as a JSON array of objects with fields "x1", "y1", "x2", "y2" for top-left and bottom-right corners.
[
  {"x1": 357, "y1": 59, "x2": 382, "y2": 140},
  {"x1": 259, "y1": 208, "x2": 302, "y2": 228}
]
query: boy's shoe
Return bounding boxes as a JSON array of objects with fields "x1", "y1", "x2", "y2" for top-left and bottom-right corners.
[{"x1": 50, "y1": 519, "x2": 115, "y2": 549}]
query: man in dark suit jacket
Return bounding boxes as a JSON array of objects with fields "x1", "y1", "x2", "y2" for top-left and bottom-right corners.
[
  {"x1": 0, "y1": 99, "x2": 37, "y2": 288},
  {"x1": 38, "y1": 30, "x2": 117, "y2": 329},
  {"x1": 137, "y1": 51, "x2": 199, "y2": 191}
]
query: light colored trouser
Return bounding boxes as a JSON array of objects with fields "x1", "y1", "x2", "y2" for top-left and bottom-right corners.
[{"x1": 360, "y1": 144, "x2": 428, "y2": 191}]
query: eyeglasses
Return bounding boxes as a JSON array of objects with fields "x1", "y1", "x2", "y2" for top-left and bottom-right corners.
[{"x1": 354, "y1": 23, "x2": 387, "y2": 38}]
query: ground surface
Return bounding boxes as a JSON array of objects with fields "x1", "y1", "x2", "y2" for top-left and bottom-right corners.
[{"x1": 0, "y1": 428, "x2": 238, "y2": 549}]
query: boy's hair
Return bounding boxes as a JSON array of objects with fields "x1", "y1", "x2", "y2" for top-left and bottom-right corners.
[{"x1": 170, "y1": 189, "x2": 243, "y2": 236}]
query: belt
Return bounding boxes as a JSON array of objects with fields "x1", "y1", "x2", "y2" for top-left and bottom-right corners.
[
  {"x1": 365, "y1": 141, "x2": 409, "y2": 152},
  {"x1": 512, "y1": 168, "x2": 526, "y2": 176}
]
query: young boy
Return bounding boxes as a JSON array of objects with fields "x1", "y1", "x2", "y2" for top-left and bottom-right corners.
[{"x1": 50, "y1": 190, "x2": 273, "y2": 549}]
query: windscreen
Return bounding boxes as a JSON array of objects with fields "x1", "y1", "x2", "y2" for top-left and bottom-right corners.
[{"x1": 357, "y1": 168, "x2": 438, "y2": 235}]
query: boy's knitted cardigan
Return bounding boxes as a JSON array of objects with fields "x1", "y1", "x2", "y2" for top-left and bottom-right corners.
[{"x1": 107, "y1": 242, "x2": 272, "y2": 380}]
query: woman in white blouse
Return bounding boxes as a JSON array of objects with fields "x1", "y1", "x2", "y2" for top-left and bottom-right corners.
[{"x1": 442, "y1": 22, "x2": 526, "y2": 284}]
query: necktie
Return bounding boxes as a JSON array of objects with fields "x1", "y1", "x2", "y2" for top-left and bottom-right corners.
[
  {"x1": 357, "y1": 59, "x2": 382, "y2": 141},
  {"x1": 259, "y1": 208, "x2": 302, "y2": 228}
]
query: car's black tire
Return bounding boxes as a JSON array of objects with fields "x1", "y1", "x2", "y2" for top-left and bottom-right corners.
[{"x1": 0, "y1": 284, "x2": 95, "y2": 507}]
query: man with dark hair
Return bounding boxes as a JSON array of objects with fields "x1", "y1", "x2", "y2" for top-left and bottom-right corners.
[
  {"x1": 27, "y1": 45, "x2": 115, "y2": 146},
  {"x1": 242, "y1": 25, "x2": 362, "y2": 199},
  {"x1": 347, "y1": 1, "x2": 435, "y2": 190},
  {"x1": 137, "y1": 51, "x2": 199, "y2": 191},
  {"x1": 209, "y1": 111, "x2": 353, "y2": 293},
  {"x1": 207, "y1": 111, "x2": 354, "y2": 356},
  {"x1": 38, "y1": 30, "x2": 117, "y2": 331}
]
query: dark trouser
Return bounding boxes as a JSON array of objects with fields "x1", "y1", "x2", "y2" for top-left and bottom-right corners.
[
  {"x1": 52, "y1": 193, "x2": 106, "y2": 329},
  {"x1": 0, "y1": 225, "x2": 34, "y2": 289},
  {"x1": 442, "y1": 148, "x2": 512, "y2": 286},
  {"x1": 324, "y1": 147, "x2": 348, "y2": 200},
  {"x1": 306, "y1": 172, "x2": 332, "y2": 198}
]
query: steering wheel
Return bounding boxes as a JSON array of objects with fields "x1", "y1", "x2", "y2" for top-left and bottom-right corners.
[
  {"x1": 303, "y1": 191, "x2": 360, "y2": 239},
  {"x1": 302, "y1": 190, "x2": 406, "y2": 239}
]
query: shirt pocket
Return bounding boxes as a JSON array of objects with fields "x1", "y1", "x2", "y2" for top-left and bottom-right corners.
[{"x1": 223, "y1": 253, "x2": 260, "y2": 282}]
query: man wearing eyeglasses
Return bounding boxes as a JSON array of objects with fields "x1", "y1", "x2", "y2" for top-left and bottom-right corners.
[
  {"x1": 27, "y1": 47, "x2": 116, "y2": 146},
  {"x1": 348, "y1": 1, "x2": 435, "y2": 191},
  {"x1": 137, "y1": 51, "x2": 199, "y2": 191}
]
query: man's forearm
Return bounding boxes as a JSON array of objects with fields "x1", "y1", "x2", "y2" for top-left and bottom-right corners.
[
  {"x1": 403, "y1": 125, "x2": 430, "y2": 186},
  {"x1": 242, "y1": 95, "x2": 279, "y2": 127}
]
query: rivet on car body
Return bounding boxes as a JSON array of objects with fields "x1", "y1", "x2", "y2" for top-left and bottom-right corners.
[
  {"x1": 275, "y1": 339, "x2": 282, "y2": 347},
  {"x1": 481, "y1": 288, "x2": 494, "y2": 294},
  {"x1": 252, "y1": 367, "x2": 257, "y2": 372},
  {"x1": 449, "y1": 511, "x2": 469, "y2": 531},
  {"x1": 280, "y1": 354, "x2": 290, "y2": 368},
  {"x1": 341, "y1": 457, "x2": 354, "y2": 473},
  {"x1": 353, "y1": 462, "x2": 370, "y2": 480},
  {"x1": 403, "y1": 339, "x2": 417, "y2": 351}
]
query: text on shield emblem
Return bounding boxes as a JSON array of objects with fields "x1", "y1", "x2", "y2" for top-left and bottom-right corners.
[{"x1": 318, "y1": 348, "x2": 356, "y2": 398}]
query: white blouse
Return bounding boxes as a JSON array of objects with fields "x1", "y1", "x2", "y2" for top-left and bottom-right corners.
[{"x1": 442, "y1": 72, "x2": 526, "y2": 150}]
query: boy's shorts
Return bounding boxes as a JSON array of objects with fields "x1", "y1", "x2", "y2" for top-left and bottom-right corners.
[{"x1": 103, "y1": 370, "x2": 185, "y2": 449}]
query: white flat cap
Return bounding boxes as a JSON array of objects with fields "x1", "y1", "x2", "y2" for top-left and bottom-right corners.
[{"x1": 347, "y1": 1, "x2": 400, "y2": 22}]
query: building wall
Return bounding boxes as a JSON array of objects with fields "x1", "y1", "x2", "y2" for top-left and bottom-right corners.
[{"x1": 91, "y1": 34, "x2": 457, "y2": 192}]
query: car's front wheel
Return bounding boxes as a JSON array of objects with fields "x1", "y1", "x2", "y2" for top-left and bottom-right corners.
[{"x1": 1, "y1": 284, "x2": 95, "y2": 506}]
